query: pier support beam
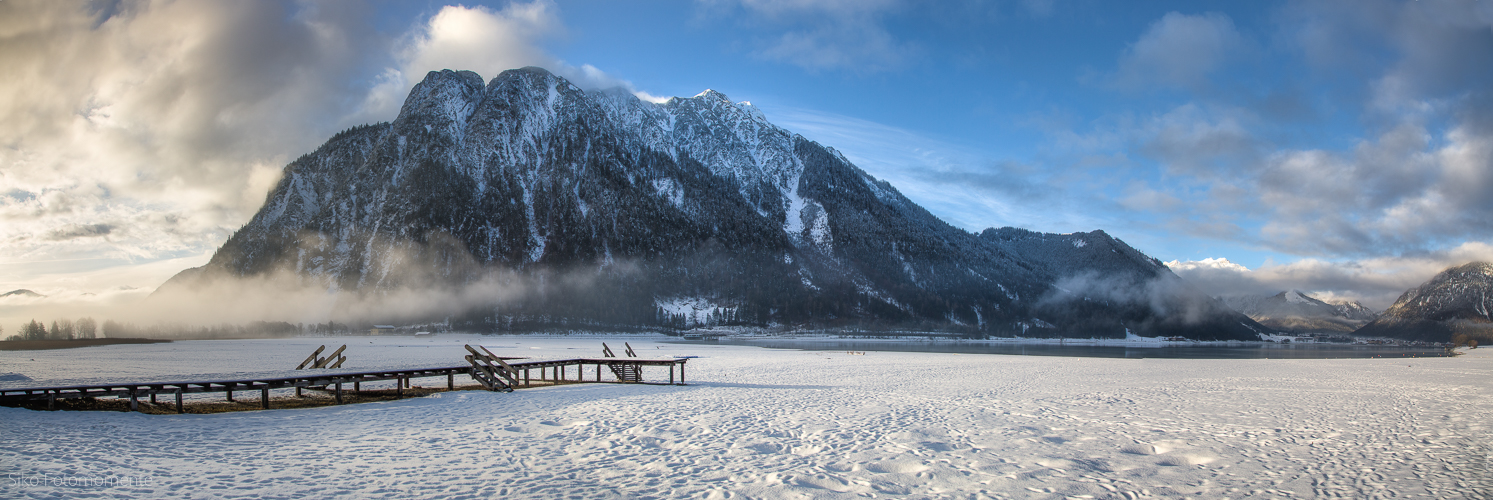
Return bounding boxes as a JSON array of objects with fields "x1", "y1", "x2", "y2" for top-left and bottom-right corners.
[
  {"x1": 261, "y1": 386, "x2": 270, "y2": 410},
  {"x1": 175, "y1": 388, "x2": 183, "y2": 414},
  {"x1": 335, "y1": 383, "x2": 343, "y2": 404}
]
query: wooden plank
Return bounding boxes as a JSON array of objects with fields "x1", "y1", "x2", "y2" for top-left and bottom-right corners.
[
  {"x1": 296, "y1": 345, "x2": 326, "y2": 370},
  {"x1": 312, "y1": 345, "x2": 347, "y2": 369}
]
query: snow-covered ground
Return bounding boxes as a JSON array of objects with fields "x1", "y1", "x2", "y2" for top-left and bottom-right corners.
[{"x1": 2, "y1": 335, "x2": 1489, "y2": 499}]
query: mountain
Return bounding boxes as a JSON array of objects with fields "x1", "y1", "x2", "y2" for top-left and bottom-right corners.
[
  {"x1": 159, "y1": 67, "x2": 1263, "y2": 340},
  {"x1": 1354, "y1": 262, "x2": 1493, "y2": 343},
  {"x1": 1220, "y1": 290, "x2": 1377, "y2": 334},
  {"x1": 0, "y1": 289, "x2": 44, "y2": 299}
]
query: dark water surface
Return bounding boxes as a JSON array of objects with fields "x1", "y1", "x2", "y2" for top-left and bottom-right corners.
[{"x1": 676, "y1": 338, "x2": 1454, "y2": 359}]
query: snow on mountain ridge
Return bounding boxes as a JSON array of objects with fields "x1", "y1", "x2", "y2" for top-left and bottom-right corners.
[{"x1": 161, "y1": 66, "x2": 1263, "y2": 338}]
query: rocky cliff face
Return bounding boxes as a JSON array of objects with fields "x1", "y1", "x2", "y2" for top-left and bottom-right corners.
[
  {"x1": 1221, "y1": 290, "x2": 1377, "y2": 334},
  {"x1": 1355, "y1": 262, "x2": 1493, "y2": 342},
  {"x1": 159, "y1": 67, "x2": 1263, "y2": 339}
]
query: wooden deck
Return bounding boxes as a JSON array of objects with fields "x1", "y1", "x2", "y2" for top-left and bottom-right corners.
[{"x1": 0, "y1": 354, "x2": 688, "y2": 414}]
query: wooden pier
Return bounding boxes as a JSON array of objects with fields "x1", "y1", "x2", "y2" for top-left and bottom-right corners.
[{"x1": 0, "y1": 345, "x2": 688, "y2": 414}]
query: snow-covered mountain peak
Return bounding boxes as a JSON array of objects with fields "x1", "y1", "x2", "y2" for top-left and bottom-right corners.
[
  {"x1": 694, "y1": 89, "x2": 729, "y2": 100},
  {"x1": 1281, "y1": 289, "x2": 1314, "y2": 304},
  {"x1": 396, "y1": 69, "x2": 485, "y2": 136},
  {"x1": 1357, "y1": 261, "x2": 1493, "y2": 342},
  {"x1": 167, "y1": 66, "x2": 1265, "y2": 340}
]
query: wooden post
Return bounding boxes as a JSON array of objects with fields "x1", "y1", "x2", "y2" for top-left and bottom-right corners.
[
  {"x1": 129, "y1": 388, "x2": 139, "y2": 412},
  {"x1": 670, "y1": 364, "x2": 675, "y2": 385},
  {"x1": 396, "y1": 379, "x2": 403, "y2": 399},
  {"x1": 175, "y1": 388, "x2": 183, "y2": 414},
  {"x1": 226, "y1": 384, "x2": 234, "y2": 402},
  {"x1": 447, "y1": 373, "x2": 454, "y2": 390},
  {"x1": 354, "y1": 381, "x2": 360, "y2": 393},
  {"x1": 296, "y1": 386, "x2": 302, "y2": 397},
  {"x1": 681, "y1": 362, "x2": 685, "y2": 384},
  {"x1": 597, "y1": 363, "x2": 601, "y2": 382},
  {"x1": 261, "y1": 387, "x2": 270, "y2": 409},
  {"x1": 47, "y1": 390, "x2": 55, "y2": 411},
  {"x1": 335, "y1": 382, "x2": 343, "y2": 404},
  {"x1": 150, "y1": 389, "x2": 157, "y2": 405}
]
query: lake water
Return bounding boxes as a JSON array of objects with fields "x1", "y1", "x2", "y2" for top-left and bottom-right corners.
[{"x1": 674, "y1": 338, "x2": 1455, "y2": 359}]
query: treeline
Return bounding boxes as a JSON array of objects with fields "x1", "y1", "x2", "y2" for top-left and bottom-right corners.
[
  {"x1": 97, "y1": 320, "x2": 302, "y2": 339},
  {"x1": 6, "y1": 317, "x2": 98, "y2": 341},
  {"x1": 4, "y1": 318, "x2": 302, "y2": 341}
]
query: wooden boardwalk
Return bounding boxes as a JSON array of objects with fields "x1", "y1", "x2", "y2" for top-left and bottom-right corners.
[{"x1": 0, "y1": 344, "x2": 687, "y2": 413}]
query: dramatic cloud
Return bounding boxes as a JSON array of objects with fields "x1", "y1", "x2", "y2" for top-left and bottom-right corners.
[
  {"x1": 0, "y1": 1, "x2": 647, "y2": 305},
  {"x1": 1085, "y1": 2, "x2": 1493, "y2": 265},
  {"x1": 0, "y1": 1, "x2": 392, "y2": 288},
  {"x1": 353, "y1": 3, "x2": 560, "y2": 124},
  {"x1": 699, "y1": 0, "x2": 916, "y2": 72}
]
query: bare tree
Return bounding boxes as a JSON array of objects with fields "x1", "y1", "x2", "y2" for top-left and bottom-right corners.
[{"x1": 76, "y1": 317, "x2": 97, "y2": 339}]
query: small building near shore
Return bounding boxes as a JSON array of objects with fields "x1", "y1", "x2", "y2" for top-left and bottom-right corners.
[{"x1": 370, "y1": 325, "x2": 396, "y2": 335}]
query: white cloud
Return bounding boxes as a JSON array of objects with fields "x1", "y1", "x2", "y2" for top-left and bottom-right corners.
[
  {"x1": 354, "y1": 3, "x2": 657, "y2": 122},
  {"x1": 1113, "y1": 12, "x2": 1247, "y2": 91},
  {"x1": 351, "y1": 3, "x2": 560, "y2": 124},
  {"x1": 1254, "y1": 122, "x2": 1493, "y2": 255},
  {"x1": 700, "y1": 0, "x2": 916, "y2": 72},
  {"x1": 1168, "y1": 242, "x2": 1493, "y2": 309}
]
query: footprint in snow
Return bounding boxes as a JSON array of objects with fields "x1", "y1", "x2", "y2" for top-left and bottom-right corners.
[{"x1": 866, "y1": 461, "x2": 929, "y2": 474}]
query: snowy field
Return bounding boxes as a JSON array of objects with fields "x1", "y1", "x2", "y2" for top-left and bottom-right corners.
[{"x1": 2, "y1": 335, "x2": 1489, "y2": 499}]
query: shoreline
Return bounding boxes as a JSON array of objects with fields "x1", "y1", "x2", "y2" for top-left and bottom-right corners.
[{"x1": 0, "y1": 338, "x2": 170, "y2": 351}]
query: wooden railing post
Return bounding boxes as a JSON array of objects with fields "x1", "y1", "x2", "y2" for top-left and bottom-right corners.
[{"x1": 296, "y1": 345, "x2": 326, "y2": 370}]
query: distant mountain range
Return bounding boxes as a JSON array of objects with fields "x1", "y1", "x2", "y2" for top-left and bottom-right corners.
[
  {"x1": 1220, "y1": 290, "x2": 1376, "y2": 334},
  {"x1": 158, "y1": 67, "x2": 1265, "y2": 339},
  {"x1": 0, "y1": 289, "x2": 44, "y2": 299},
  {"x1": 1355, "y1": 262, "x2": 1493, "y2": 343}
]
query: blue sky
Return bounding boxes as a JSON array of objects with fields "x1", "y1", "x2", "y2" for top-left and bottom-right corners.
[{"x1": 2, "y1": 0, "x2": 1491, "y2": 316}]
